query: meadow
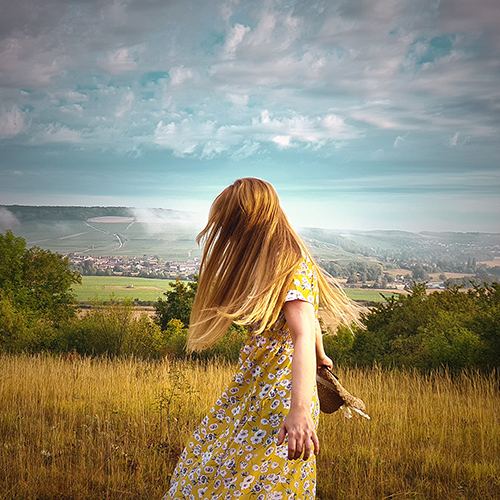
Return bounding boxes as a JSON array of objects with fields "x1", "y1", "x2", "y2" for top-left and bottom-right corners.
[
  {"x1": 1, "y1": 354, "x2": 498, "y2": 500},
  {"x1": 73, "y1": 276, "x2": 174, "y2": 302},
  {"x1": 73, "y1": 276, "x2": 393, "y2": 304}
]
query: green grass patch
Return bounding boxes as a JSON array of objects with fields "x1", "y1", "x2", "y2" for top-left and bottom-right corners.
[
  {"x1": 344, "y1": 288, "x2": 403, "y2": 303},
  {"x1": 73, "y1": 276, "x2": 400, "y2": 304},
  {"x1": 73, "y1": 276, "x2": 175, "y2": 302}
]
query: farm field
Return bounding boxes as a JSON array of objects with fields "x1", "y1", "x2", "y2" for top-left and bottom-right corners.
[
  {"x1": 72, "y1": 276, "x2": 397, "y2": 304},
  {"x1": 15, "y1": 218, "x2": 203, "y2": 261},
  {"x1": 73, "y1": 276, "x2": 174, "y2": 302},
  {"x1": 1, "y1": 354, "x2": 498, "y2": 500}
]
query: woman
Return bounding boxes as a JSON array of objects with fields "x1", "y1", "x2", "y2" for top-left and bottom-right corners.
[{"x1": 164, "y1": 178, "x2": 358, "y2": 500}]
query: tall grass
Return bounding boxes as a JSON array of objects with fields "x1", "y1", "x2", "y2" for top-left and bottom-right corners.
[{"x1": 1, "y1": 354, "x2": 498, "y2": 500}]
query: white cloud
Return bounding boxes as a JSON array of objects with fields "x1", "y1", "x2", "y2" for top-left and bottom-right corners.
[
  {"x1": 153, "y1": 109, "x2": 359, "y2": 157},
  {"x1": 0, "y1": 35, "x2": 67, "y2": 86},
  {"x1": 393, "y1": 134, "x2": 407, "y2": 148},
  {"x1": 169, "y1": 66, "x2": 197, "y2": 86},
  {"x1": 115, "y1": 90, "x2": 135, "y2": 119},
  {"x1": 0, "y1": 106, "x2": 25, "y2": 137},
  {"x1": 224, "y1": 23, "x2": 251, "y2": 59},
  {"x1": 39, "y1": 124, "x2": 82, "y2": 144},
  {"x1": 225, "y1": 92, "x2": 249, "y2": 107},
  {"x1": 272, "y1": 135, "x2": 291, "y2": 147},
  {"x1": 0, "y1": 207, "x2": 20, "y2": 232},
  {"x1": 63, "y1": 91, "x2": 88, "y2": 104},
  {"x1": 98, "y1": 48, "x2": 137, "y2": 74},
  {"x1": 154, "y1": 119, "x2": 221, "y2": 157},
  {"x1": 449, "y1": 132, "x2": 460, "y2": 147}
]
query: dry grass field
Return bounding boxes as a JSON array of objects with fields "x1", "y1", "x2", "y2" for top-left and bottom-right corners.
[{"x1": 1, "y1": 354, "x2": 499, "y2": 500}]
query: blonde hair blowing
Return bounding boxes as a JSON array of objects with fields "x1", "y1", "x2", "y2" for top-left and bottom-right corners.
[{"x1": 188, "y1": 178, "x2": 359, "y2": 352}]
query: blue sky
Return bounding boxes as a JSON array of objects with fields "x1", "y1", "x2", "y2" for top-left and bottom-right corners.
[{"x1": 0, "y1": 0, "x2": 499, "y2": 232}]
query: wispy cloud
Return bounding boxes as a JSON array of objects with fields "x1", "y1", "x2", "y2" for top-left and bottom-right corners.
[{"x1": 0, "y1": 0, "x2": 499, "y2": 231}]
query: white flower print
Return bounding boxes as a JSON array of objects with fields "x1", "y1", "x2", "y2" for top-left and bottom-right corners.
[
  {"x1": 268, "y1": 492, "x2": 283, "y2": 500},
  {"x1": 250, "y1": 429, "x2": 267, "y2": 445},
  {"x1": 234, "y1": 429, "x2": 248, "y2": 444},
  {"x1": 240, "y1": 475, "x2": 255, "y2": 489},
  {"x1": 259, "y1": 384, "x2": 272, "y2": 398},
  {"x1": 301, "y1": 276, "x2": 312, "y2": 290},
  {"x1": 201, "y1": 451, "x2": 212, "y2": 466}
]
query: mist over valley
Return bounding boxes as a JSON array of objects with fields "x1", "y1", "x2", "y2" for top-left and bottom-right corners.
[{"x1": 1, "y1": 205, "x2": 499, "y2": 288}]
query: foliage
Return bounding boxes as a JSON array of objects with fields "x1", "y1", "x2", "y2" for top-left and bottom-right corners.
[
  {"x1": 0, "y1": 230, "x2": 81, "y2": 353},
  {"x1": 0, "y1": 230, "x2": 81, "y2": 322},
  {"x1": 322, "y1": 324, "x2": 355, "y2": 365},
  {"x1": 57, "y1": 300, "x2": 246, "y2": 361},
  {"x1": 155, "y1": 277, "x2": 198, "y2": 329},
  {"x1": 58, "y1": 300, "x2": 166, "y2": 358},
  {"x1": 350, "y1": 283, "x2": 499, "y2": 370}
]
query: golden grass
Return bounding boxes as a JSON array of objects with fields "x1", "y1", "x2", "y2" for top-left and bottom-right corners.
[{"x1": 1, "y1": 354, "x2": 499, "y2": 500}]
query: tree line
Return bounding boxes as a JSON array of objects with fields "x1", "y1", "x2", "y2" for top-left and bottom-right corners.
[{"x1": 1, "y1": 230, "x2": 498, "y2": 370}]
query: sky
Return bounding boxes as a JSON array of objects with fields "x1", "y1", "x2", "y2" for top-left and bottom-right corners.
[{"x1": 0, "y1": 0, "x2": 499, "y2": 233}]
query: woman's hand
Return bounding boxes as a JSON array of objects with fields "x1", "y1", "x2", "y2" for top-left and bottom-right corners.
[
  {"x1": 315, "y1": 320, "x2": 333, "y2": 370},
  {"x1": 316, "y1": 352, "x2": 333, "y2": 370},
  {"x1": 277, "y1": 407, "x2": 319, "y2": 460}
]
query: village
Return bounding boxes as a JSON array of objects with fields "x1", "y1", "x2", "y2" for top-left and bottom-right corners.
[{"x1": 66, "y1": 253, "x2": 201, "y2": 279}]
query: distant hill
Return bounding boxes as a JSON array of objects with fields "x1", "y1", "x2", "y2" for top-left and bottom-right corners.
[
  {"x1": 1, "y1": 205, "x2": 193, "y2": 222},
  {"x1": 0, "y1": 205, "x2": 201, "y2": 261},
  {"x1": 1, "y1": 205, "x2": 499, "y2": 268}
]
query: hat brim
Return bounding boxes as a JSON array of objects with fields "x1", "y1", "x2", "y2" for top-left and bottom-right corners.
[{"x1": 316, "y1": 366, "x2": 368, "y2": 416}]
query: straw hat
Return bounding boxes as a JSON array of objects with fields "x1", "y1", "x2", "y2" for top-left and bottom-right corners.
[{"x1": 316, "y1": 366, "x2": 370, "y2": 419}]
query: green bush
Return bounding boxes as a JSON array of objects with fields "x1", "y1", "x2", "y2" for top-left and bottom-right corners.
[
  {"x1": 350, "y1": 283, "x2": 499, "y2": 370},
  {"x1": 322, "y1": 324, "x2": 354, "y2": 365},
  {"x1": 0, "y1": 293, "x2": 59, "y2": 353}
]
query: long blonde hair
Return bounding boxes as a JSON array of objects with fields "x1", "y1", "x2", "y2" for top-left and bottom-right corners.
[{"x1": 188, "y1": 177, "x2": 359, "y2": 352}]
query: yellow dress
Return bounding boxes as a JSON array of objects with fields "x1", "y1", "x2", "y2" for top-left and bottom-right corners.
[{"x1": 165, "y1": 257, "x2": 320, "y2": 500}]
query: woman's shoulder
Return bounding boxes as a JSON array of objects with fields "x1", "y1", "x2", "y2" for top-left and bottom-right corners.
[{"x1": 284, "y1": 251, "x2": 318, "y2": 307}]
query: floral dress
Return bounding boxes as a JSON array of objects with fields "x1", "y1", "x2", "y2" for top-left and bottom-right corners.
[{"x1": 165, "y1": 257, "x2": 320, "y2": 500}]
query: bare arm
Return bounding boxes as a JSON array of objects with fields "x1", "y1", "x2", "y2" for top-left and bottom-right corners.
[{"x1": 277, "y1": 299, "x2": 319, "y2": 460}]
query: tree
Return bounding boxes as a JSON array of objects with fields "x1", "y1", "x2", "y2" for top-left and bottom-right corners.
[
  {"x1": 0, "y1": 230, "x2": 25, "y2": 294},
  {"x1": 155, "y1": 277, "x2": 198, "y2": 329},
  {"x1": 350, "y1": 283, "x2": 498, "y2": 370},
  {"x1": 0, "y1": 230, "x2": 81, "y2": 322}
]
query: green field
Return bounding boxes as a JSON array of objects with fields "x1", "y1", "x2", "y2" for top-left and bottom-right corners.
[
  {"x1": 73, "y1": 276, "x2": 174, "y2": 302},
  {"x1": 344, "y1": 288, "x2": 402, "y2": 303},
  {"x1": 73, "y1": 276, "x2": 397, "y2": 303}
]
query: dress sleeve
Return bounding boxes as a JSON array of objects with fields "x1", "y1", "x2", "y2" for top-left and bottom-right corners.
[{"x1": 285, "y1": 255, "x2": 319, "y2": 314}]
